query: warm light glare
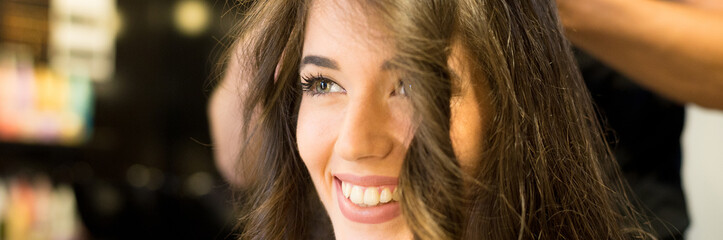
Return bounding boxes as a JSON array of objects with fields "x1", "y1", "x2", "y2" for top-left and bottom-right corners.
[
  {"x1": 50, "y1": 0, "x2": 117, "y2": 82},
  {"x1": 173, "y1": 0, "x2": 210, "y2": 37}
]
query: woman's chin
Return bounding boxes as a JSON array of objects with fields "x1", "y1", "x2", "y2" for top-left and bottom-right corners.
[{"x1": 329, "y1": 214, "x2": 412, "y2": 240}]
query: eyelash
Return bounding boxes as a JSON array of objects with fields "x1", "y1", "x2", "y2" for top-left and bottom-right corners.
[
  {"x1": 300, "y1": 73, "x2": 343, "y2": 96},
  {"x1": 300, "y1": 73, "x2": 410, "y2": 97},
  {"x1": 392, "y1": 80, "x2": 410, "y2": 97}
]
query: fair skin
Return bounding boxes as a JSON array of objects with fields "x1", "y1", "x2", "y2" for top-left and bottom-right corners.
[
  {"x1": 209, "y1": 43, "x2": 245, "y2": 185},
  {"x1": 214, "y1": 0, "x2": 723, "y2": 188},
  {"x1": 295, "y1": 1, "x2": 486, "y2": 239},
  {"x1": 557, "y1": 0, "x2": 723, "y2": 109}
]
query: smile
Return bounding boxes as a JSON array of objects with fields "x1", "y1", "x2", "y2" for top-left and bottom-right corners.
[
  {"x1": 334, "y1": 174, "x2": 402, "y2": 224},
  {"x1": 341, "y1": 180, "x2": 400, "y2": 207}
]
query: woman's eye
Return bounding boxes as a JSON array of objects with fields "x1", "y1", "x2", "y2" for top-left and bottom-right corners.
[
  {"x1": 315, "y1": 80, "x2": 341, "y2": 93},
  {"x1": 301, "y1": 74, "x2": 345, "y2": 96},
  {"x1": 393, "y1": 80, "x2": 410, "y2": 96}
]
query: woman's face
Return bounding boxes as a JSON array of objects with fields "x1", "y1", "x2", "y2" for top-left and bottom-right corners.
[{"x1": 296, "y1": 0, "x2": 487, "y2": 239}]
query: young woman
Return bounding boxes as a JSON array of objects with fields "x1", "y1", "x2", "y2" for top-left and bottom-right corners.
[{"x1": 212, "y1": 0, "x2": 654, "y2": 239}]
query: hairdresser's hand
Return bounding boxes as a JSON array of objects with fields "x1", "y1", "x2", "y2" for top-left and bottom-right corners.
[
  {"x1": 556, "y1": 0, "x2": 723, "y2": 109},
  {"x1": 209, "y1": 42, "x2": 281, "y2": 187},
  {"x1": 556, "y1": 0, "x2": 621, "y2": 32},
  {"x1": 557, "y1": 0, "x2": 722, "y2": 31},
  {"x1": 209, "y1": 43, "x2": 246, "y2": 187}
]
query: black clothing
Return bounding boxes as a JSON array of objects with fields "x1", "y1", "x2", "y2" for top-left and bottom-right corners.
[{"x1": 576, "y1": 50, "x2": 689, "y2": 240}]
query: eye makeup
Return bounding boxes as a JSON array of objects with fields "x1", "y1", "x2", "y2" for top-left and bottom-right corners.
[
  {"x1": 390, "y1": 80, "x2": 410, "y2": 97},
  {"x1": 299, "y1": 73, "x2": 413, "y2": 98},
  {"x1": 300, "y1": 73, "x2": 346, "y2": 96}
]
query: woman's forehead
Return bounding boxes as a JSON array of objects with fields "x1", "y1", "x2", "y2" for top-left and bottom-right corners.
[
  {"x1": 303, "y1": 0, "x2": 472, "y2": 83},
  {"x1": 303, "y1": 0, "x2": 395, "y2": 69},
  {"x1": 306, "y1": 0, "x2": 395, "y2": 44}
]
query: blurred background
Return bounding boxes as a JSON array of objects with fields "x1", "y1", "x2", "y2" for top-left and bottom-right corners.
[
  {"x1": 0, "y1": 0, "x2": 238, "y2": 239},
  {"x1": 0, "y1": 0, "x2": 722, "y2": 240}
]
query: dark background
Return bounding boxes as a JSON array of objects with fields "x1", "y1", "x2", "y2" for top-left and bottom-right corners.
[{"x1": 0, "y1": 0, "x2": 242, "y2": 239}]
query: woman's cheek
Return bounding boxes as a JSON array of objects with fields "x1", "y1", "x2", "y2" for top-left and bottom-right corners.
[
  {"x1": 296, "y1": 100, "x2": 339, "y2": 179},
  {"x1": 450, "y1": 92, "x2": 485, "y2": 175}
]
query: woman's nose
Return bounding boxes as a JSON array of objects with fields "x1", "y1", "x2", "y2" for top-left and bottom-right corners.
[{"x1": 334, "y1": 96, "x2": 395, "y2": 161}]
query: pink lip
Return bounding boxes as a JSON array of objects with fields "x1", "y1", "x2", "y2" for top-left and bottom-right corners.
[
  {"x1": 334, "y1": 177, "x2": 401, "y2": 224},
  {"x1": 334, "y1": 174, "x2": 398, "y2": 186}
]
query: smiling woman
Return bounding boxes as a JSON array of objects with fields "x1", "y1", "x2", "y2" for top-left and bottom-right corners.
[{"x1": 217, "y1": 0, "x2": 654, "y2": 239}]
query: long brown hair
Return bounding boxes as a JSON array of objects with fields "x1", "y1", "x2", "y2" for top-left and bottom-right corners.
[{"x1": 226, "y1": 0, "x2": 653, "y2": 239}]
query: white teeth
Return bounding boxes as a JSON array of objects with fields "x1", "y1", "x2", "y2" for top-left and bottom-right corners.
[
  {"x1": 379, "y1": 188, "x2": 392, "y2": 203},
  {"x1": 342, "y1": 182, "x2": 351, "y2": 198},
  {"x1": 392, "y1": 187, "x2": 400, "y2": 202},
  {"x1": 363, "y1": 187, "x2": 379, "y2": 206},
  {"x1": 340, "y1": 180, "x2": 398, "y2": 207},
  {"x1": 350, "y1": 185, "x2": 364, "y2": 204}
]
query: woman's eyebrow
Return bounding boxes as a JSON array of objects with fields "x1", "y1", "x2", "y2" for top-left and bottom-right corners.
[
  {"x1": 380, "y1": 60, "x2": 392, "y2": 70},
  {"x1": 381, "y1": 58, "x2": 462, "y2": 79},
  {"x1": 301, "y1": 55, "x2": 339, "y2": 70}
]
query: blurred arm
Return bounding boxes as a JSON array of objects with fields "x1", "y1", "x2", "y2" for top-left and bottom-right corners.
[
  {"x1": 208, "y1": 43, "x2": 246, "y2": 187},
  {"x1": 557, "y1": 0, "x2": 723, "y2": 109}
]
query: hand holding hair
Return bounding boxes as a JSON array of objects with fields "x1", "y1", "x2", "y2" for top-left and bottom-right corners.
[{"x1": 557, "y1": 0, "x2": 723, "y2": 109}]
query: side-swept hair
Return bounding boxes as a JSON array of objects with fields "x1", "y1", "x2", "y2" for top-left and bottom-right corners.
[{"x1": 225, "y1": 0, "x2": 653, "y2": 239}]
